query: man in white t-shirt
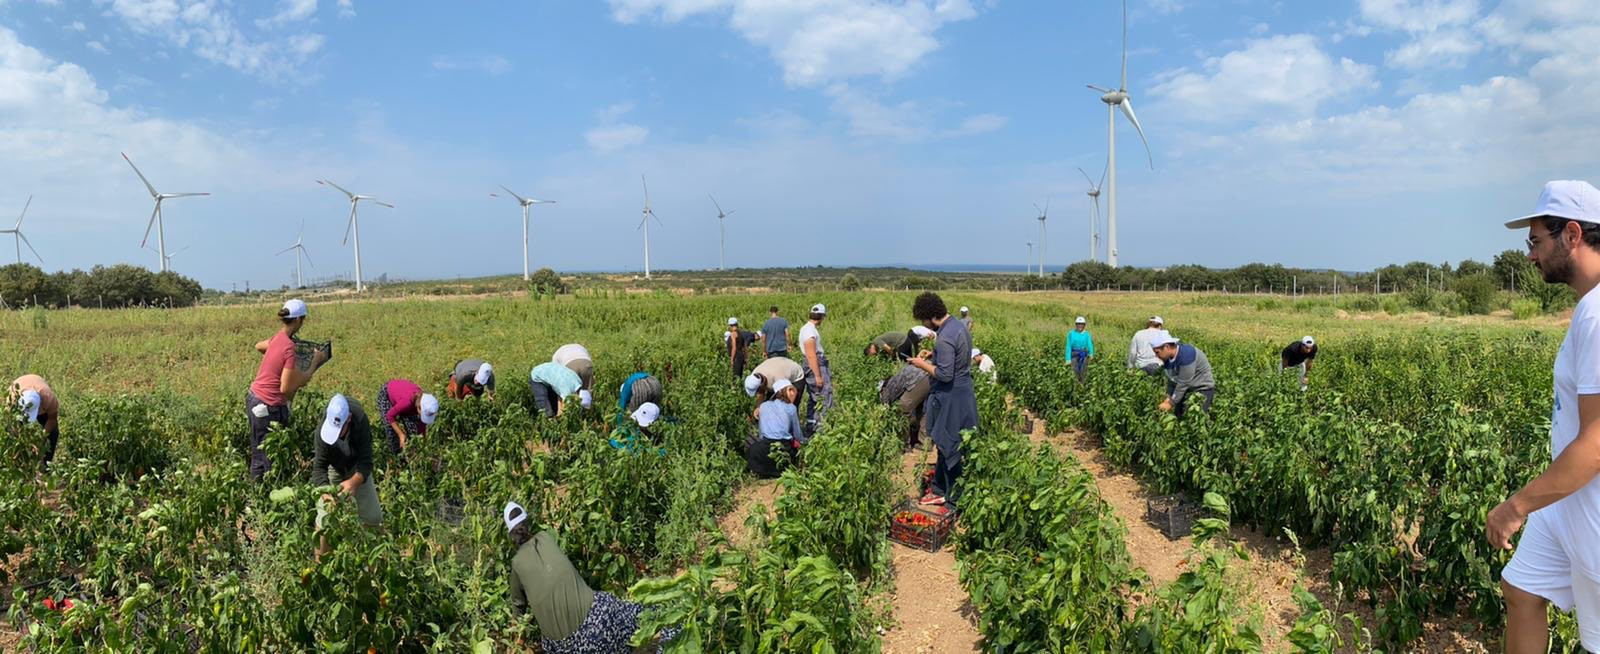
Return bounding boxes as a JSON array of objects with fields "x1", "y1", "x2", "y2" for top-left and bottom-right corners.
[
  {"x1": 1493, "y1": 180, "x2": 1600, "y2": 653},
  {"x1": 798, "y1": 303, "x2": 833, "y2": 438}
]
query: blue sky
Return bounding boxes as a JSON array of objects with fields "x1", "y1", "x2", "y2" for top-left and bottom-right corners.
[{"x1": 0, "y1": 0, "x2": 1595, "y2": 289}]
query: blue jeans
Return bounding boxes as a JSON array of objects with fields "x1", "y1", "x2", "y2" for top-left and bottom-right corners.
[{"x1": 1071, "y1": 350, "x2": 1089, "y2": 382}]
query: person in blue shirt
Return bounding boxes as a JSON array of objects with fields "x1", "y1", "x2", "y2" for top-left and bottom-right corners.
[
  {"x1": 1065, "y1": 316, "x2": 1095, "y2": 382},
  {"x1": 746, "y1": 378, "x2": 803, "y2": 478}
]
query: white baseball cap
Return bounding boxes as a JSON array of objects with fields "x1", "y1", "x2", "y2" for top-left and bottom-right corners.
[
  {"x1": 1148, "y1": 330, "x2": 1180, "y2": 348},
  {"x1": 771, "y1": 378, "x2": 793, "y2": 395},
  {"x1": 728, "y1": 317, "x2": 739, "y2": 326},
  {"x1": 1149, "y1": 316, "x2": 1164, "y2": 325},
  {"x1": 971, "y1": 348, "x2": 982, "y2": 358},
  {"x1": 282, "y1": 298, "x2": 308, "y2": 319},
  {"x1": 419, "y1": 394, "x2": 439, "y2": 425},
  {"x1": 1302, "y1": 335, "x2": 1315, "y2": 346},
  {"x1": 503, "y1": 501, "x2": 527, "y2": 532},
  {"x1": 18, "y1": 390, "x2": 41, "y2": 423},
  {"x1": 1506, "y1": 181, "x2": 1600, "y2": 229},
  {"x1": 320, "y1": 394, "x2": 350, "y2": 445},
  {"x1": 911, "y1": 325, "x2": 934, "y2": 339},
  {"x1": 631, "y1": 402, "x2": 660, "y2": 427},
  {"x1": 579, "y1": 389, "x2": 593, "y2": 409},
  {"x1": 811, "y1": 303, "x2": 826, "y2": 314},
  {"x1": 743, "y1": 374, "x2": 762, "y2": 397},
  {"x1": 1075, "y1": 316, "x2": 1086, "y2": 324},
  {"x1": 960, "y1": 306, "x2": 969, "y2": 313},
  {"x1": 474, "y1": 362, "x2": 493, "y2": 386}
]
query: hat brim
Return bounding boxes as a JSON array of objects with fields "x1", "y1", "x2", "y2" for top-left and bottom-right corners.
[
  {"x1": 1506, "y1": 213, "x2": 1600, "y2": 229},
  {"x1": 320, "y1": 420, "x2": 342, "y2": 445},
  {"x1": 23, "y1": 403, "x2": 39, "y2": 424},
  {"x1": 421, "y1": 412, "x2": 437, "y2": 425}
]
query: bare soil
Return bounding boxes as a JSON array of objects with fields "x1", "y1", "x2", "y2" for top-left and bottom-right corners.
[
  {"x1": 880, "y1": 446, "x2": 982, "y2": 654},
  {"x1": 717, "y1": 479, "x2": 782, "y2": 549}
]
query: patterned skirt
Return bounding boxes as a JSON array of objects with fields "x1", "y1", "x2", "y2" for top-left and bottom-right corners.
[{"x1": 541, "y1": 591, "x2": 644, "y2": 654}]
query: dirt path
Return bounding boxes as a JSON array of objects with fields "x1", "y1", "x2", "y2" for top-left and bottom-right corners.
[
  {"x1": 880, "y1": 446, "x2": 983, "y2": 654},
  {"x1": 1021, "y1": 409, "x2": 1492, "y2": 652},
  {"x1": 718, "y1": 479, "x2": 783, "y2": 549}
]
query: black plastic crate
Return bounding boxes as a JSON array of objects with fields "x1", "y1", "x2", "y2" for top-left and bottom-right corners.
[
  {"x1": 889, "y1": 499, "x2": 956, "y2": 552},
  {"x1": 1145, "y1": 493, "x2": 1203, "y2": 540},
  {"x1": 437, "y1": 497, "x2": 465, "y2": 526}
]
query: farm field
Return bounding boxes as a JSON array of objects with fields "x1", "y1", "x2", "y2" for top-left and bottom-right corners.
[{"x1": 0, "y1": 289, "x2": 1580, "y2": 652}]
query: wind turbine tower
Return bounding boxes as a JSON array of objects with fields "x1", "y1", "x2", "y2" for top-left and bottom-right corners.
[
  {"x1": 1086, "y1": 0, "x2": 1153, "y2": 268},
  {"x1": 276, "y1": 220, "x2": 314, "y2": 288},
  {"x1": 0, "y1": 196, "x2": 42, "y2": 265},
  {"x1": 1078, "y1": 167, "x2": 1105, "y2": 263},
  {"x1": 122, "y1": 153, "x2": 209, "y2": 273},
  {"x1": 638, "y1": 176, "x2": 661, "y2": 279},
  {"x1": 317, "y1": 180, "x2": 393, "y2": 292},
  {"x1": 1033, "y1": 201, "x2": 1049, "y2": 279},
  {"x1": 709, "y1": 194, "x2": 734, "y2": 271},
  {"x1": 490, "y1": 186, "x2": 556, "y2": 281}
]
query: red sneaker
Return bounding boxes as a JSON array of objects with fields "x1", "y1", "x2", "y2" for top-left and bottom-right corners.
[
  {"x1": 925, "y1": 505, "x2": 951, "y2": 517},
  {"x1": 918, "y1": 493, "x2": 946, "y2": 506}
]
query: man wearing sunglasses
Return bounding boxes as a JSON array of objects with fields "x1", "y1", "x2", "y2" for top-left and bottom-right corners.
[{"x1": 1492, "y1": 180, "x2": 1600, "y2": 654}]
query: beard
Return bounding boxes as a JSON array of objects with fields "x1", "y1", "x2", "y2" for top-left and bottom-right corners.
[{"x1": 1540, "y1": 245, "x2": 1575, "y2": 284}]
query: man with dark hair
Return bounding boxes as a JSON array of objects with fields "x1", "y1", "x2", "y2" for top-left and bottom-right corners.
[
  {"x1": 1280, "y1": 336, "x2": 1317, "y2": 391},
  {"x1": 725, "y1": 317, "x2": 763, "y2": 381},
  {"x1": 1492, "y1": 180, "x2": 1600, "y2": 653},
  {"x1": 798, "y1": 303, "x2": 833, "y2": 437},
  {"x1": 761, "y1": 306, "x2": 790, "y2": 360},
  {"x1": 906, "y1": 292, "x2": 976, "y2": 514},
  {"x1": 865, "y1": 326, "x2": 933, "y2": 360},
  {"x1": 1150, "y1": 331, "x2": 1215, "y2": 418}
]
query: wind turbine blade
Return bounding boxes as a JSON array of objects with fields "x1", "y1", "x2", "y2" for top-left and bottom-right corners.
[
  {"x1": 637, "y1": 216, "x2": 647, "y2": 230},
  {"x1": 1098, "y1": 160, "x2": 1108, "y2": 189},
  {"x1": 724, "y1": 209, "x2": 735, "y2": 218},
  {"x1": 298, "y1": 218, "x2": 305, "y2": 241},
  {"x1": 121, "y1": 153, "x2": 160, "y2": 198},
  {"x1": 319, "y1": 179, "x2": 357, "y2": 199},
  {"x1": 342, "y1": 205, "x2": 355, "y2": 245},
  {"x1": 1119, "y1": 98, "x2": 1155, "y2": 169},
  {"x1": 276, "y1": 244, "x2": 297, "y2": 255},
  {"x1": 1033, "y1": 202, "x2": 1043, "y2": 215},
  {"x1": 17, "y1": 232, "x2": 42, "y2": 265},
  {"x1": 15, "y1": 195, "x2": 31, "y2": 230},
  {"x1": 709, "y1": 194, "x2": 724, "y2": 216},
  {"x1": 641, "y1": 175, "x2": 650, "y2": 206},
  {"x1": 372, "y1": 201, "x2": 395, "y2": 209},
  {"x1": 301, "y1": 245, "x2": 314, "y2": 268},
  {"x1": 1087, "y1": 84, "x2": 1112, "y2": 94},
  {"x1": 1120, "y1": 0, "x2": 1128, "y2": 91},
  {"x1": 141, "y1": 204, "x2": 159, "y2": 248},
  {"x1": 499, "y1": 185, "x2": 528, "y2": 204},
  {"x1": 164, "y1": 192, "x2": 210, "y2": 198},
  {"x1": 1044, "y1": 198, "x2": 1051, "y2": 215},
  {"x1": 1077, "y1": 167, "x2": 1096, "y2": 188}
]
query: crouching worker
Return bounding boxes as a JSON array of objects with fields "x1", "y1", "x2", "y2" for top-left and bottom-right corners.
[
  {"x1": 616, "y1": 372, "x2": 664, "y2": 428},
  {"x1": 879, "y1": 361, "x2": 931, "y2": 450},
  {"x1": 747, "y1": 379, "x2": 802, "y2": 478},
  {"x1": 377, "y1": 378, "x2": 439, "y2": 455},
  {"x1": 610, "y1": 402, "x2": 666, "y2": 456},
  {"x1": 447, "y1": 360, "x2": 496, "y2": 400},
  {"x1": 503, "y1": 502, "x2": 676, "y2": 653},
  {"x1": 10, "y1": 374, "x2": 60, "y2": 467},
  {"x1": 315, "y1": 394, "x2": 381, "y2": 557},
  {"x1": 530, "y1": 362, "x2": 584, "y2": 418}
]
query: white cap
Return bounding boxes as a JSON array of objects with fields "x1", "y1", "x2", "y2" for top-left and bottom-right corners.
[
  {"x1": 743, "y1": 374, "x2": 762, "y2": 397},
  {"x1": 503, "y1": 501, "x2": 527, "y2": 532},
  {"x1": 474, "y1": 362, "x2": 493, "y2": 386},
  {"x1": 1149, "y1": 316, "x2": 1164, "y2": 325},
  {"x1": 960, "y1": 306, "x2": 969, "y2": 313},
  {"x1": 282, "y1": 299, "x2": 308, "y2": 319},
  {"x1": 1302, "y1": 335, "x2": 1315, "y2": 346},
  {"x1": 1075, "y1": 316, "x2": 1086, "y2": 324},
  {"x1": 579, "y1": 389, "x2": 593, "y2": 409},
  {"x1": 771, "y1": 378, "x2": 793, "y2": 394},
  {"x1": 971, "y1": 348, "x2": 982, "y2": 358},
  {"x1": 1506, "y1": 181, "x2": 1600, "y2": 229},
  {"x1": 320, "y1": 394, "x2": 350, "y2": 445},
  {"x1": 1148, "y1": 330, "x2": 1180, "y2": 348},
  {"x1": 911, "y1": 325, "x2": 934, "y2": 339},
  {"x1": 728, "y1": 317, "x2": 739, "y2": 326},
  {"x1": 18, "y1": 389, "x2": 40, "y2": 423},
  {"x1": 419, "y1": 394, "x2": 439, "y2": 425},
  {"x1": 811, "y1": 303, "x2": 826, "y2": 314},
  {"x1": 631, "y1": 402, "x2": 660, "y2": 427}
]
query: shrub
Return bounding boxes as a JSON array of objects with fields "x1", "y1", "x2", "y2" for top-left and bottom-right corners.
[
  {"x1": 1452, "y1": 274, "x2": 1500, "y2": 315},
  {"x1": 528, "y1": 268, "x2": 568, "y2": 295},
  {"x1": 839, "y1": 273, "x2": 861, "y2": 291},
  {"x1": 1511, "y1": 298, "x2": 1542, "y2": 320}
]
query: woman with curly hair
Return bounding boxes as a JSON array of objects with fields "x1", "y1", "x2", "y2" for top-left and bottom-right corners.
[{"x1": 906, "y1": 292, "x2": 976, "y2": 514}]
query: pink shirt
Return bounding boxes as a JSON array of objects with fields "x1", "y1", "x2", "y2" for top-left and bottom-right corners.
[
  {"x1": 249, "y1": 332, "x2": 294, "y2": 406},
  {"x1": 384, "y1": 379, "x2": 424, "y2": 429}
]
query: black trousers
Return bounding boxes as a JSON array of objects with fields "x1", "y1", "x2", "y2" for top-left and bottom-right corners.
[{"x1": 246, "y1": 391, "x2": 290, "y2": 480}]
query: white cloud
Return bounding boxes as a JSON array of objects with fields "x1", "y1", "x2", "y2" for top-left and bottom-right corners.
[
  {"x1": 431, "y1": 53, "x2": 511, "y2": 76},
  {"x1": 86, "y1": 41, "x2": 109, "y2": 54},
  {"x1": 826, "y1": 84, "x2": 1005, "y2": 142},
  {"x1": 258, "y1": 0, "x2": 319, "y2": 28},
  {"x1": 1147, "y1": 0, "x2": 1184, "y2": 15},
  {"x1": 67, "y1": 21, "x2": 87, "y2": 32},
  {"x1": 102, "y1": 0, "x2": 327, "y2": 79},
  {"x1": 1384, "y1": 28, "x2": 1478, "y2": 68},
  {"x1": 1150, "y1": 35, "x2": 1376, "y2": 123},
  {"x1": 608, "y1": 0, "x2": 978, "y2": 87},
  {"x1": 336, "y1": 0, "x2": 355, "y2": 18},
  {"x1": 1358, "y1": 0, "x2": 1482, "y2": 69},
  {"x1": 586, "y1": 124, "x2": 650, "y2": 153}
]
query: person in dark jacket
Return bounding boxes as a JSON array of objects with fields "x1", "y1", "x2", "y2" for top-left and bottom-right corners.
[
  {"x1": 447, "y1": 359, "x2": 496, "y2": 400},
  {"x1": 1280, "y1": 336, "x2": 1317, "y2": 391},
  {"x1": 906, "y1": 292, "x2": 976, "y2": 514},
  {"x1": 1152, "y1": 331, "x2": 1217, "y2": 418},
  {"x1": 878, "y1": 361, "x2": 931, "y2": 450}
]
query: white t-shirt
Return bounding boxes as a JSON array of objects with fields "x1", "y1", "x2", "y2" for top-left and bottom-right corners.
[
  {"x1": 798, "y1": 322, "x2": 824, "y2": 357},
  {"x1": 552, "y1": 343, "x2": 591, "y2": 365},
  {"x1": 1549, "y1": 285, "x2": 1600, "y2": 578}
]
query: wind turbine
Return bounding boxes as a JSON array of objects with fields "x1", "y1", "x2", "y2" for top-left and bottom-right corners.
[
  {"x1": 1026, "y1": 241, "x2": 1033, "y2": 276},
  {"x1": 1086, "y1": 0, "x2": 1153, "y2": 268},
  {"x1": 489, "y1": 186, "x2": 556, "y2": 281},
  {"x1": 1033, "y1": 200, "x2": 1049, "y2": 279},
  {"x1": 638, "y1": 176, "x2": 662, "y2": 279},
  {"x1": 1, "y1": 196, "x2": 42, "y2": 265},
  {"x1": 122, "y1": 153, "x2": 209, "y2": 273},
  {"x1": 143, "y1": 243, "x2": 190, "y2": 271},
  {"x1": 709, "y1": 194, "x2": 734, "y2": 271},
  {"x1": 317, "y1": 179, "x2": 393, "y2": 292},
  {"x1": 1078, "y1": 166, "x2": 1105, "y2": 263},
  {"x1": 276, "y1": 220, "x2": 314, "y2": 288}
]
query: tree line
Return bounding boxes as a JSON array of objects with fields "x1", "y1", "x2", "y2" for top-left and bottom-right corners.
[{"x1": 0, "y1": 263, "x2": 204, "y2": 309}]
